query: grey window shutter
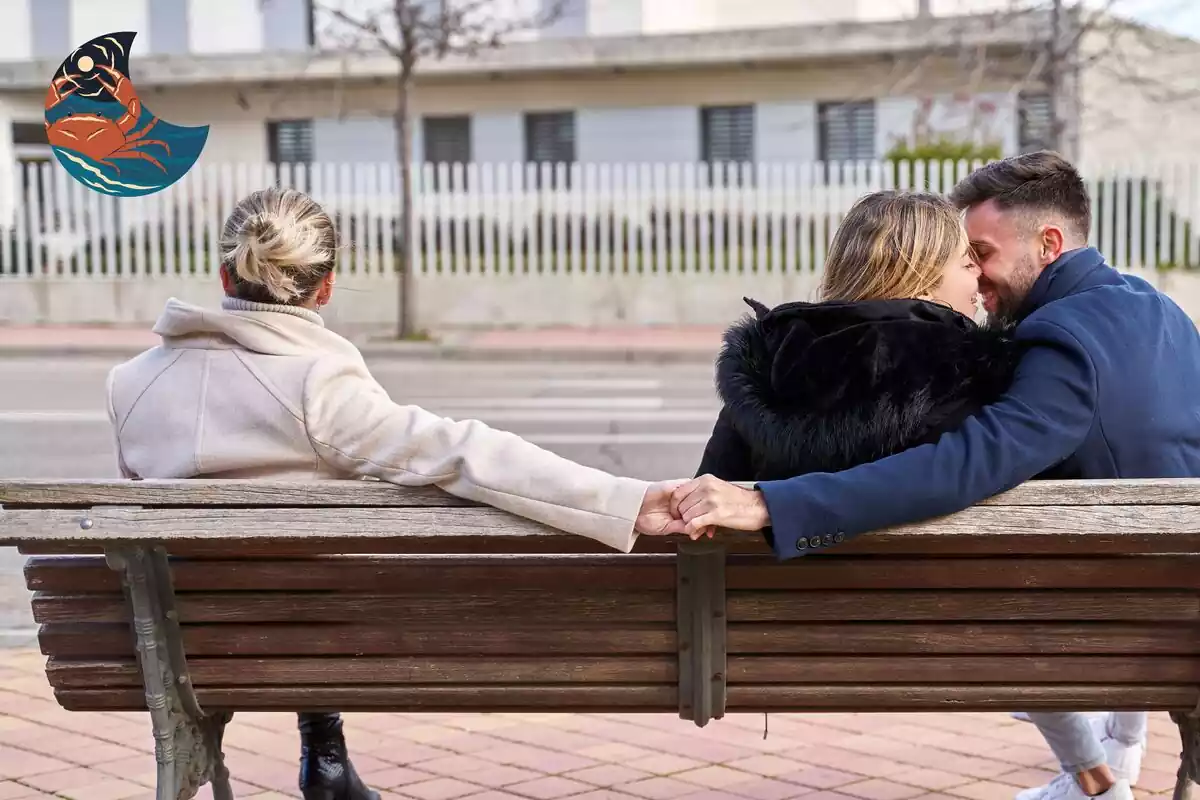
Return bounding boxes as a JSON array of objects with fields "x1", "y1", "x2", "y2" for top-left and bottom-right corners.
[
  {"x1": 268, "y1": 120, "x2": 314, "y2": 165},
  {"x1": 423, "y1": 116, "x2": 472, "y2": 165},
  {"x1": 819, "y1": 102, "x2": 876, "y2": 162},
  {"x1": 423, "y1": 116, "x2": 472, "y2": 190},
  {"x1": 701, "y1": 106, "x2": 755, "y2": 164},
  {"x1": 524, "y1": 112, "x2": 576, "y2": 164},
  {"x1": 12, "y1": 122, "x2": 48, "y2": 146},
  {"x1": 1018, "y1": 92, "x2": 1054, "y2": 152}
]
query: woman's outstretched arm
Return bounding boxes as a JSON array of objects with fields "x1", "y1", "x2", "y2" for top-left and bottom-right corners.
[{"x1": 301, "y1": 354, "x2": 674, "y2": 553}]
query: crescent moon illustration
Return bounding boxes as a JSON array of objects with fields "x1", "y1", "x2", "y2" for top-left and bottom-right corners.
[{"x1": 44, "y1": 31, "x2": 209, "y2": 197}]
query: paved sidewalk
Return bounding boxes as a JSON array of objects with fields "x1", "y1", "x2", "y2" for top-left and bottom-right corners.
[
  {"x1": 0, "y1": 324, "x2": 726, "y2": 361},
  {"x1": 0, "y1": 649, "x2": 1182, "y2": 800}
]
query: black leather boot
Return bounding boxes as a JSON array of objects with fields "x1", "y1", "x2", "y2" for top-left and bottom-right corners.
[{"x1": 298, "y1": 711, "x2": 380, "y2": 800}]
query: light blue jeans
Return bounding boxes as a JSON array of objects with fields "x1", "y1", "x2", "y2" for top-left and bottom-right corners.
[{"x1": 1026, "y1": 712, "x2": 1148, "y2": 773}]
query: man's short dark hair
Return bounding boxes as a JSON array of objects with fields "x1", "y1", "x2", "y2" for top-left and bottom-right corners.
[{"x1": 949, "y1": 151, "x2": 1091, "y2": 238}]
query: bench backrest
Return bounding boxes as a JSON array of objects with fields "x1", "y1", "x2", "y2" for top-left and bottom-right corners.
[{"x1": 5, "y1": 478, "x2": 1200, "y2": 721}]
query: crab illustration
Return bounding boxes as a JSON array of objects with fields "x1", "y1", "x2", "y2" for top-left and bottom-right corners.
[{"x1": 44, "y1": 63, "x2": 171, "y2": 175}]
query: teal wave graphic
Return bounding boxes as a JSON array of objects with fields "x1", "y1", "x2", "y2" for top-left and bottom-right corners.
[{"x1": 46, "y1": 93, "x2": 208, "y2": 197}]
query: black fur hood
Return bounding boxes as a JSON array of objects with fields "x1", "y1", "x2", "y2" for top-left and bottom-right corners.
[{"x1": 714, "y1": 297, "x2": 1023, "y2": 480}]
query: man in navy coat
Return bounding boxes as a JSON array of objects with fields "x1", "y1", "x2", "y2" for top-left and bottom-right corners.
[{"x1": 671, "y1": 152, "x2": 1200, "y2": 800}]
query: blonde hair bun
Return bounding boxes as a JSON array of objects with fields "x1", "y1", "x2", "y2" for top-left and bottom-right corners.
[{"x1": 220, "y1": 188, "x2": 337, "y2": 304}]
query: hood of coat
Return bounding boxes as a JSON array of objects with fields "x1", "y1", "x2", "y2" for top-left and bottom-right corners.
[
  {"x1": 716, "y1": 296, "x2": 1022, "y2": 478},
  {"x1": 151, "y1": 297, "x2": 364, "y2": 361}
]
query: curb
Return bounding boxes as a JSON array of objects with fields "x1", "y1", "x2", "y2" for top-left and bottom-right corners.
[
  {"x1": 357, "y1": 343, "x2": 719, "y2": 363},
  {"x1": 0, "y1": 342, "x2": 719, "y2": 364},
  {"x1": 0, "y1": 345, "x2": 160, "y2": 359}
]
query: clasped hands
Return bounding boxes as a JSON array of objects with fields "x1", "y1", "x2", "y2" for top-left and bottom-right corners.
[{"x1": 634, "y1": 474, "x2": 771, "y2": 540}]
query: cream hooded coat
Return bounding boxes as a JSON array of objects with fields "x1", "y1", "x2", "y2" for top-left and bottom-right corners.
[{"x1": 105, "y1": 297, "x2": 653, "y2": 552}]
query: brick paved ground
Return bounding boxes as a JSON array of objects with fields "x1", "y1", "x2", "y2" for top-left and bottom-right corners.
[{"x1": 0, "y1": 649, "x2": 1182, "y2": 800}]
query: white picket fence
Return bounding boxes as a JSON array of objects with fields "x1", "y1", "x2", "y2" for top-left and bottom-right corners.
[{"x1": 3, "y1": 159, "x2": 1199, "y2": 279}]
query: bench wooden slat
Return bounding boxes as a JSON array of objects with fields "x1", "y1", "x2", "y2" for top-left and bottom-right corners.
[
  {"x1": 46, "y1": 656, "x2": 678, "y2": 687},
  {"x1": 0, "y1": 481, "x2": 473, "y2": 508},
  {"x1": 21, "y1": 532, "x2": 1200, "y2": 556},
  {"x1": 730, "y1": 656, "x2": 1200, "y2": 683},
  {"x1": 45, "y1": 654, "x2": 1200, "y2": 689},
  {"x1": 32, "y1": 591, "x2": 676, "y2": 625},
  {"x1": 726, "y1": 623, "x2": 1200, "y2": 654},
  {"x1": 28, "y1": 555, "x2": 1200, "y2": 594},
  {"x1": 55, "y1": 685, "x2": 679, "y2": 712},
  {"x1": 38, "y1": 622, "x2": 678, "y2": 657},
  {"x1": 726, "y1": 591, "x2": 1200, "y2": 621},
  {"x1": 23, "y1": 556, "x2": 677, "y2": 593},
  {"x1": 39, "y1": 621, "x2": 1194, "y2": 659},
  {"x1": 724, "y1": 684, "x2": 1199, "y2": 711},
  {"x1": 52, "y1": 683, "x2": 1195, "y2": 713},
  {"x1": 7, "y1": 477, "x2": 1200, "y2": 508},
  {"x1": 727, "y1": 556, "x2": 1200, "y2": 589},
  {"x1": 7, "y1": 505, "x2": 1200, "y2": 546},
  {"x1": 17, "y1": 539, "x2": 752, "y2": 556}
]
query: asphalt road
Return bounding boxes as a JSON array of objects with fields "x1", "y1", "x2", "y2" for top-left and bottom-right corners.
[{"x1": 0, "y1": 353, "x2": 724, "y2": 642}]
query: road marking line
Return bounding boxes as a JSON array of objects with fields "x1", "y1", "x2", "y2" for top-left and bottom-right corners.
[
  {"x1": 0, "y1": 408, "x2": 720, "y2": 425},
  {"x1": 432, "y1": 397, "x2": 674, "y2": 409},
  {"x1": 526, "y1": 433, "x2": 710, "y2": 445},
  {"x1": 0, "y1": 411, "x2": 109, "y2": 422},
  {"x1": 457, "y1": 410, "x2": 717, "y2": 423}
]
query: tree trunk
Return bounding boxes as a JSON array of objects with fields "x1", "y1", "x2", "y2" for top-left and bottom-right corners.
[
  {"x1": 396, "y1": 64, "x2": 415, "y2": 339},
  {"x1": 1047, "y1": 0, "x2": 1064, "y2": 153}
]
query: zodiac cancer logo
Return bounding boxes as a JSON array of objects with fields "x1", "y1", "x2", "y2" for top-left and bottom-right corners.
[{"x1": 44, "y1": 31, "x2": 208, "y2": 197}]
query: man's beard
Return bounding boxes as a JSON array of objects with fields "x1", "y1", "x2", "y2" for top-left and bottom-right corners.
[{"x1": 984, "y1": 253, "x2": 1040, "y2": 328}]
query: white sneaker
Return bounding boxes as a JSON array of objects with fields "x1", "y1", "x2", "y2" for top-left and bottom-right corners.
[
  {"x1": 1010, "y1": 711, "x2": 1109, "y2": 725},
  {"x1": 1096, "y1": 720, "x2": 1144, "y2": 786},
  {"x1": 1009, "y1": 713, "x2": 1144, "y2": 788},
  {"x1": 1015, "y1": 773, "x2": 1133, "y2": 800}
]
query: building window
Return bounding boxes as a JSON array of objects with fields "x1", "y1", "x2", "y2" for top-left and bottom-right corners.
[
  {"x1": 12, "y1": 122, "x2": 48, "y2": 146},
  {"x1": 524, "y1": 111, "x2": 575, "y2": 163},
  {"x1": 1018, "y1": 92, "x2": 1055, "y2": 153},
  {"x1": 423, "y1": 115, "x2": 472, "y2": 188},
  {"x1": 818, "y1": 101, "x2": 876, "y2": 163},
  {"x1": 701, "y1": 105, "x2": 755, "y2": 164},
  {"x1": 524, "y1": 111, "x2": 575, "y2": 187},
  {"x1": 267, "y1": 119, "x2": 314, "y2": 165}
]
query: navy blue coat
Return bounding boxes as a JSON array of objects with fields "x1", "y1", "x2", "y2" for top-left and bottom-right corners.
[{"x1": 756, "y1": 246, "x2": 1200, "y2": 559}]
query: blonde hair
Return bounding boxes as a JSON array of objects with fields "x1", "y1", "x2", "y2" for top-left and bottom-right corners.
[
  {"x1": 820, "y1": 190, "x2": 969, "y2": 303},
  {"x1": 219, "y1": 187, "x2": 337, "y2": 304}
]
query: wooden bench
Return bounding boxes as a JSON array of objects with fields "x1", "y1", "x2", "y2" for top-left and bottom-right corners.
[{"x1": 2, "y1": 478, "x2": 1199, "y2": 800}]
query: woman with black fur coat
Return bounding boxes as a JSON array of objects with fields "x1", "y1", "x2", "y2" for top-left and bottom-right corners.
[{"x1": 697, "y1": 190, "x2": 1024, "y2": 483}]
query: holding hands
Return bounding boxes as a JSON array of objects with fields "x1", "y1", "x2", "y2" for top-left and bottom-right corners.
[{"x1": 634, "y1": 475, "x2": 771, "y2": 540}]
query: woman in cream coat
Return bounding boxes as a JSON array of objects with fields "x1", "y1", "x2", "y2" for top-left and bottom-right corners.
[{"x1": 105, "y1": 187, "x2": 686, "y2": 800}]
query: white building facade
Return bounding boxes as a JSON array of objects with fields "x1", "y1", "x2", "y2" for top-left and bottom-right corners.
[
  {"x1": 1, "y1": 1, "x2": 1199, "y2": 329},
  {"x1": 0, "y1": 0, "x2": 1044, "y2": 175}
]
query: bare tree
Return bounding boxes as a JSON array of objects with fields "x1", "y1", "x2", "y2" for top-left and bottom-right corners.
[
  {"x1": 887, "y1": 0, "x2": 1200, "y2": 159},
  {"x1": 980, "y1": 0, "x2": 1199, "y2": 156},
  {"x1": 309, "y1": 0, "x2": 567, "y2": 338}
]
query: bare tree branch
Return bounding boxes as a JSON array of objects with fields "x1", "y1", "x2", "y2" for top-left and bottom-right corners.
[
  {"x1": 293, "y1": 0, "x2": 570, "y2": 338},
  {"x1": 313, "y1": 1, "x2": 405, "y2": 58},
  {"x1": 882, "y1": 0, "x2": 1200, "y2": 156}
]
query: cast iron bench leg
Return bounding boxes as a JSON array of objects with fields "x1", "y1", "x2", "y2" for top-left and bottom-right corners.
[
  {"x1": 677, "y1": 539, "x2": 726, "y2": 728},
  {"x1": 1173, "y1": 711, "x2": 1200, "y2": 800},
  {"x1": 106, "y1": 545, "x2": 235, "y2": 800}
]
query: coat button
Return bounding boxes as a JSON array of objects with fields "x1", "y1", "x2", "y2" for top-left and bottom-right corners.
[
  {"x1": 834, "y1": 532, "x2": 845, "y2": 543},
  {"x1": 808, "y1": 536, "x2": 822, "y2": 548},
  {"x1": 823, "y1": 534, "x2": 833, "y2": 545},
  {"x1": 797, "y1": 539, "x2": 808, "y2": 551}
]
